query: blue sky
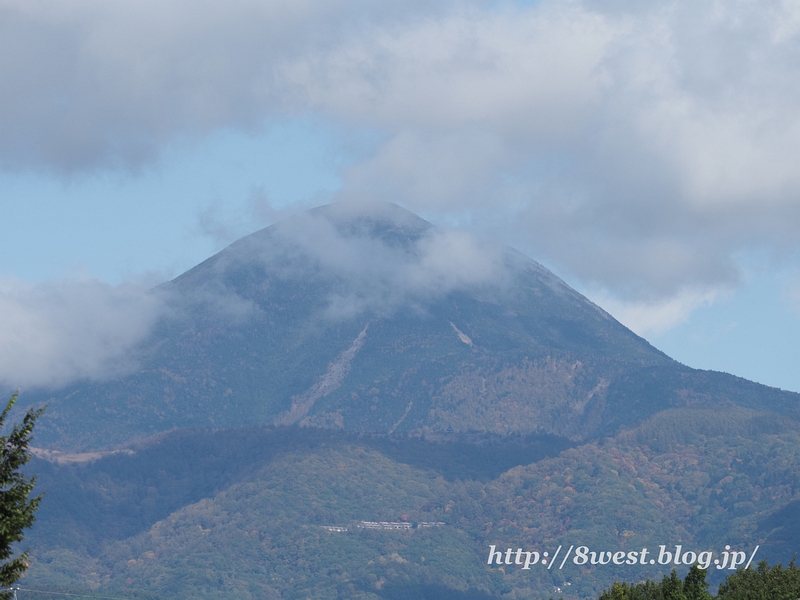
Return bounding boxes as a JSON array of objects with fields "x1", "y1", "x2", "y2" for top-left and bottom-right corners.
[
  {"x1": 1, "y1": 122, "x2": 346, "y2": 282},
  {"x1": 2, "y1": 0, "x2": 800, "y2": 392}
]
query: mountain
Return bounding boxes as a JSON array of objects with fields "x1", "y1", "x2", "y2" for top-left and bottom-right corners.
[
  {"x1": 18, "y1": 201, "x2": 800, "y2": 450},
  {"x1": 14, "y1": 201, "x2": 800, "y2": 599}
]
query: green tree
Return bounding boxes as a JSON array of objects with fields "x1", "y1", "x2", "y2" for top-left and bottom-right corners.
[
  {"x1": 598, "y1": 579, "x2": 666, "y2": 599},
  {"x1": 661, "y1": 569, "x2": 687, "y2": 600},
  {"x1": 599, "y1": 560, "x2": 800, "y2": 600},
  {"x1": 716, "y1": 559, "x2": 800, "y2": 600},
  {"x1": 598, "y1": 566, "x2": 711, "y2": 600},
  {"x1": 0, "y1": 393, "x2": 44, "y2": 599},
  {"x1": 683, "y1": 564, "x2": 712, "y2": 600}
]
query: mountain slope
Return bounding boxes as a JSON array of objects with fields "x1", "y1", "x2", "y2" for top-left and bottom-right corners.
[
  {"x1": 20, "y1": 201, "x2": 800, "y2": 450},
  {"x1": 23, "y1": 409, "x2": 800, "y2": 599}
]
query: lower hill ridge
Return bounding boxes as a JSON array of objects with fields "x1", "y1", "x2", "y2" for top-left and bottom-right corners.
[{"x1": 23, "y1": 407, "x2": 800, "y2": 599}]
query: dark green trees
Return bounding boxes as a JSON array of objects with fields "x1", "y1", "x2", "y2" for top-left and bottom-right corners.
[
  {"x1": 598, "y1": 564, "x2": 712, "y2": 600},
  {"x1": 0, "y1": 393, "x2": 44, "y2": 599},
  {"x1": 598, "y1": 579, "x2": 664, "y2": 600},
  {"x1": 716, "y1": 559, "x2": 800, "y2": 600},
  {"x1": 682, "y1": 564, "x2": 713, "y2": 600},
  {"x1": 661, "y1": 569, "x2": 687, "y2": 600},
  {"x1": 599, "y1": 560, "x2": 800, "y2": 600}
]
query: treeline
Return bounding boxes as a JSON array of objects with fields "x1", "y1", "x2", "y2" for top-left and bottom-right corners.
[{"x1": 599, "y1": 561, "x2": 800, "y2": 600}]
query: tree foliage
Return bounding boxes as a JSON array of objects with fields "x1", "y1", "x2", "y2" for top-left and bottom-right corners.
[
  {"x1": 0, "y1": 393, "x2": 44, "y2": 599},
  {"x1": 598, "y1": 566, "x2": 709, "y2": 600},
  {"x1": 716, "y1": 559, "x2": 800, "y2": 600},
  {"x1": 682, "y1": 564, "x2": 713, "y2": 600},
  {"x1": 599, "y1": 561, "x2": 800, "y2": 600}
]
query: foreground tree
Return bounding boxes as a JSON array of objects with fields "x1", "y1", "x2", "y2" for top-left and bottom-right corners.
[
  {"x1": 598, "y1": 579, "x2": 664, "y2": 599},
  {"x1": 683, "y1": 564, "x2": 713, "y2": 600},
  {"x1": 598, "y1": 570, "x2": 687, "y2": 600},
  {"x1": 716, "y1": 559, "x2": 800, "y2": 599},
  {"x1": 599, "y1": 560, "x2": 799, "y2": 599},
  {"x1": 0, "y1": 393, "x2": 44, "y2": 599}
]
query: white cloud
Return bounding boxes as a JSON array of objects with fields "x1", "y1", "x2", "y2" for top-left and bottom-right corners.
[
  {"x1": 280, "y1": 4, "x2": 615, "y2": 132},
  {"x1": 589, "y1": 288, "x2": 724, "y2": 337},
  {"x1": 5, "y1": 0, "x2": 800, "y2": 313},
  {"x1": 0, "y1": 276, "x2": 164, "y2": 389},
  {"x1": 286, "y1": 0, "x2": 800, "y2": 302},
  {"x1": 256, "y1": 202, "x2": 508, "y2": 319}
]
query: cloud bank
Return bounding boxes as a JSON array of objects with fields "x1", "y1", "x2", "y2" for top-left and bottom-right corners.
[
  {"x1": 4, "y1": 0, "x2": 800, "y2": 332},
  {"x1": 0, "y1": 277, "x2": 164, "y2": 389}
]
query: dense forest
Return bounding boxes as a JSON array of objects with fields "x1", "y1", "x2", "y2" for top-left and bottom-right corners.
[{"x1": 16, "y1": 405, "x2": 800, "y2": 599}]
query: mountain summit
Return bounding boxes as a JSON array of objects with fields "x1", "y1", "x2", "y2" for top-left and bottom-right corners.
[{"x1": 25, "y1": 202, "x2": 800, "y2": 449}]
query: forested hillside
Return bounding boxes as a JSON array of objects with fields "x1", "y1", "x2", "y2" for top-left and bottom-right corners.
[{"x1": 23, "y1": 407, "x2": 800, "y2": 599}]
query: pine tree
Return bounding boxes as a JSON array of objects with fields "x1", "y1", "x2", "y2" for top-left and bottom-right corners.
[
  {"x1": 683, "y1": 564, "x2": 713, "y2": 600},
  {"x1": 662, "y1": 569, "x2": 687, "y2": 600},
  {"x1": 0, "y1": 393, "x2": 44, "y2": 599}
]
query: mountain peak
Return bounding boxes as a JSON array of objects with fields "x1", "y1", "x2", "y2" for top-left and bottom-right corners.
[{"x1": 308, "y1": 200, "x2": 432, "y2": 231}]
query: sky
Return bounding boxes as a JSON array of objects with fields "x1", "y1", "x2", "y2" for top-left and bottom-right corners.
[{"x1": 2, "y1": 0, "x2": 800, "y2": 392}]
